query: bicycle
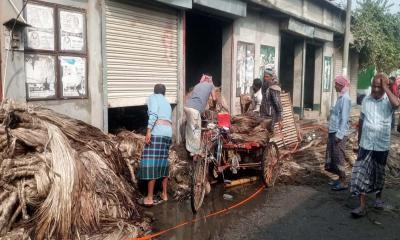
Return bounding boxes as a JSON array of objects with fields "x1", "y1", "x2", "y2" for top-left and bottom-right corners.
[
  {"x1": 190, "y1": 114, "x2": 281, "y2": 214},
  {"x1": 191, "y1": 119, "x2": 227, "y2": 214}
]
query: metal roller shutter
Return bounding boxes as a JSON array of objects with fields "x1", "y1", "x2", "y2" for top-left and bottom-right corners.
[{"x1": 105, "y1": 0, "x2": 178, "y2": 107}]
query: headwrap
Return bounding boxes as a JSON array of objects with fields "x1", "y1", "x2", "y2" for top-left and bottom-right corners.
[
  {"x1": 335, "y1": 75, "x2": 350, "y2": 96},
  {"x1": 392, "y1": 77, "x2": 400, "y2": 97},
  {"x1": 200, "y1": 74, "x2": 213, "y2": 83},
  {"x1": 264, "y1": 68, "x2": 274, "y2": 77}
]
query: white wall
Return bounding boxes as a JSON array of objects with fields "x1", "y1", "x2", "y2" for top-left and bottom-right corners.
[
  {"x1": 0, "y1": 0, "x2": 104, "y2": 129},
  {"x1": 231, "y1": 9, "x2": 280, "y2": 114},
  {"x1": 320, "y1": 41, "x2": 335, "y2": 119}
]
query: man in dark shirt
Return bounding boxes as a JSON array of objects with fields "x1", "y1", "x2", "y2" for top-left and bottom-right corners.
[{"x1": 260, "y1": 68, "x2": 283, "y2": 132}]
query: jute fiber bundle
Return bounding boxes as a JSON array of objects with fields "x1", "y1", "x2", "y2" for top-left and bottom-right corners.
[
  {"x1": 229, "y1": 115, "x2": 271, "y2": 145},
  {"x1": 0, "y1": 101, "x2": 148, "y2": 240}
]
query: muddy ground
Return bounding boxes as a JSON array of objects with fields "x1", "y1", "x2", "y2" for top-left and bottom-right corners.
[
  {"x1": 147, "y1": 183, "x2": 400, "y2": 240},
  {"x1": 144, "y1": 132, "x2": 400, "y2": 240}
]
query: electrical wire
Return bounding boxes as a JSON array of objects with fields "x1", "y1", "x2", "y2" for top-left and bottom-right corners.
[{"x1": 2, "y1": 0, "x2": 29, "y2": 101}]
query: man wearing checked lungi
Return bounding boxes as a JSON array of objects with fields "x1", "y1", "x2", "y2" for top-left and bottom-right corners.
[
  {"x1": 350, "y1": 73, "x2": 400, "y2": 218},
  {"x1": 138, "y1": 84, "x2": 172, "y2": 207}
]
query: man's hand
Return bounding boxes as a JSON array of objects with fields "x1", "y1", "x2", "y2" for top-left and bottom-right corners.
[
  {"x1": 145, "y1": 130, "x2": 151, "y2": 145},
  {"x1": 335, "y1": 136, "x2": 342, "y2": 143},
  {"x1": 381, "y1": 74, "x2": 390, "y2": 90},
  {"x1": 278, "y1": 121, "x2": 283, "y2": 131}
]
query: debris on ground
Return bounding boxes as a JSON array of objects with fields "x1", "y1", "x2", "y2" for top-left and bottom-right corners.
[
  {"x1": 0, "y1": 101, "x2": 148, "y2": 239},
  {"x1": 386, "y1": 132, "x2": 400, "y2": 185},
  {"x1": 166, "y1": 145, "x2": 191, "y2": 200},
  {"x1": 112, "y1": 130, "x2": 191, "y2": 201},
  {"x1": 223, "y1": 193, "x2": 234, "y2": 200},
  {"x1": 278, "y1": 123, "x2": 400, "y2": 187}
]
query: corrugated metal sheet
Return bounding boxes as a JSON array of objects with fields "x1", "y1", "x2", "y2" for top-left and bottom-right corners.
[{"x1": 105, "y1": 0, "x2": 178, "y2": 107}]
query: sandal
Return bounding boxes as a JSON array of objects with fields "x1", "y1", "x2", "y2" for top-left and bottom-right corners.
[
  {"x1": 328, "y1": 180, "x2": 340, "y2": 186},
  {"x1": 374, "y1": 199, "x2": 385, "y2": 210},
  {"x1": 351, "y1": 207, "x2": 366, "y2": 218},
  {"x1": 154, "y1": 195, "x2": 167, "y2": 204},
  {"x1": 331, "y1": 182, "x2": 348, "y2": 191},
  {"x1": 137, "y1": 197, "x2": 154, "y2": 207}
]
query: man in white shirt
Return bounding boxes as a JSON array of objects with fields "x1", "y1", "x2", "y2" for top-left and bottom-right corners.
[{"x1": 251, "y1": 78, "x2": 263, "y2": 114}]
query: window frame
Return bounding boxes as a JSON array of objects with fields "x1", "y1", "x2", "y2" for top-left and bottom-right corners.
[{"x1": 24, "y1": 0, "x2": 88, "y2": 101}]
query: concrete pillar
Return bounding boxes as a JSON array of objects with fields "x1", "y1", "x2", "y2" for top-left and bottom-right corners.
[
  {"x1": 175, "y1": 10, "x2": 185, "y2": 143},
  {"x1": 221, "y1": 23, "x2": 233, "y2": 113},
  {"x1": 88, "y1": 0, "x2": 104, "y2": 129},
  {"x1": 314, "y1": 46, "x2": 323, "y2": 112},
  {"x1": 293, "y1": 41, "x2": 305, "y2": 116}
]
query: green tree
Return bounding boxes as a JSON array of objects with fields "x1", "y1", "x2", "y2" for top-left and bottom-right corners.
[{"x1": 352, "y1": 0, "x2": 400, "y2": 73}]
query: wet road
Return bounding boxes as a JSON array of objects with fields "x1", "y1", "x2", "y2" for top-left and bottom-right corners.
[{"x1": 145, "y1": 182, "x2": 400, "y2": 240}]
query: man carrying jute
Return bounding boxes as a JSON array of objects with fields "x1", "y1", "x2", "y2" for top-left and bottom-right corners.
[{"x1": 184, "y1": 74, "x2": 217, "y2": 160}]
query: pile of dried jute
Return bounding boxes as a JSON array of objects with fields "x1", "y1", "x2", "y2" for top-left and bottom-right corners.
[
  {"x1": 0, "y1": 101, "x2": 149, "y2": 240},
  {"x1": 229, "y1": 115, "x2": 271, "y2": 145}
]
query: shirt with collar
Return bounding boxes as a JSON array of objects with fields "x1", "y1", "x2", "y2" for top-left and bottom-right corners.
[
  {"x1": 360, "y1": 95, "x2": 394, "y2": 151},
  {"x1": 328, "y1": 91, "x2": 351, "y2": 140}
]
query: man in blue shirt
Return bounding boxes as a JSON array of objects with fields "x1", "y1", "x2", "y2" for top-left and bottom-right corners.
[
  {"x1": 138, "y1": 84, "x2": 173, "y2": 206},
  {"x1": 325, "y1": 75, "x2": 351, "y2": 191},
  {"x1": 350, "y1": 73, "x2": 400, "y2": 218}
]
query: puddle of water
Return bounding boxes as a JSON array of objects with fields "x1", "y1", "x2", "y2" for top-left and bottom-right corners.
[{"x1": 148, "y1": 182, "x2": 265, "y2": 240}]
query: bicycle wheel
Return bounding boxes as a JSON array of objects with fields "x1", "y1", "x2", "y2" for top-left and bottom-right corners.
[
  {"x1": 191, "y1": 157, "x2": 208, "y2": 213},
  {"x1": 261, "y1": 142, "x2": 281, "y2": 187}
]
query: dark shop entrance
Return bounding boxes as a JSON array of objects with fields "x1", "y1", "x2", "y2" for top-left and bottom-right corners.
[
  {"x1": 279, "y1": 33, "x2": 302, "y2": 97},
  {"x1": 185, "y1": 11, "x2": 230, "y2": 92}
]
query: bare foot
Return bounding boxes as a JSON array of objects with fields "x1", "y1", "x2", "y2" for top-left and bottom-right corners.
[
  {"x1": 161, "y1": 193, "x2": 168, "y2": 201},
  {"x1": 144, "y1": 197, "x2": 153, "y2": 205}
]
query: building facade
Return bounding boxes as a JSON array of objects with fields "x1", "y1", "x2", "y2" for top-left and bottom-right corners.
[{"x1": 0, "y1": 0, "x2": 357, "y2": 141}]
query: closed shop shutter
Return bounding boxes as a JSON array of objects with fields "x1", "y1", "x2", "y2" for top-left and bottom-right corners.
[{"x1": 105, "y1": 0, "x2": 178, "y2": 107}]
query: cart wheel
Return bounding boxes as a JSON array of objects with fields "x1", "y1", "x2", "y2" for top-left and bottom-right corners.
[
  {"x1": 261, "y1": 142, "x2": 281, "y2": 187},
  {"x1": 191, "y1": 157, "x2": 208, "y2": 214}
]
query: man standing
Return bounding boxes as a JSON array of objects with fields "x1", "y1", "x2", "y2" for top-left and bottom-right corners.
[
  {"x1": 260, "y1": 68, "x2": 283, "y2": 132},
  {"x1": 184, "y1": 74, "x2": 217, "y2": 159},
  {"x1": 350, "y1": 73, "x2": 400, "y2": 218},
  {"x1": 326, "y1": 76, "x2": 351, "y2": 191},
  {"x1": 246, "y1": 78, "x2": 263, "y2": 115}
]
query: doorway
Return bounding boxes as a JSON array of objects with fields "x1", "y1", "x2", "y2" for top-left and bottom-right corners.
[
  {"x1": 185, "y1": 11, "x2": 230, "y2": 91},
  {"x1": 304, "y1": 44, "x2": 316, "y2": 110},
  {"x1": 279, "y1": 33, "x2": 302, "y2": 98}
]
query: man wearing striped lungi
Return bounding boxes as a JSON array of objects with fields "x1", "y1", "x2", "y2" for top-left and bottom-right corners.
[{"x1": 350, "y1": 73, "x2": 400, "y2": 218}]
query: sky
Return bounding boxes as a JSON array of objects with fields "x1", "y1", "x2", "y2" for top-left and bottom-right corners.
[{"x1": 332, "y1": 0, "x2": 400, "y2": 13}]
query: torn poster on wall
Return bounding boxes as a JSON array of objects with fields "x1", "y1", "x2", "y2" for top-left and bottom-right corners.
[
  {"x1": 25, "y1": 3, "x2": 54, "y2": 50},
  {"x1": 236, "y1": 42, "x2": 255, "y2": 97},
  {"x1": 259, "y1": 45, "x2": 276, "y2": 78},
  {"x1": 25, "y1": 54, "x2": 56, "y2": 99},
  {"x1": 59, "y1": 56, "x2": 86, "y2": 97},
  {"x1": 59, "y1": 10, "x2": 85, "y2": 52},
  {"x1": 323, "y1": 56, "x2": 332, "y2": 92}
]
